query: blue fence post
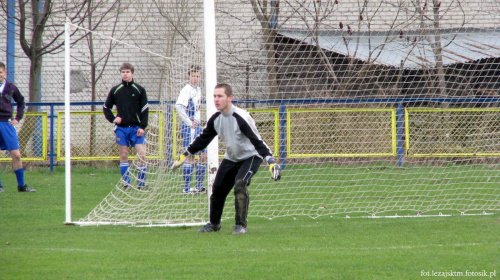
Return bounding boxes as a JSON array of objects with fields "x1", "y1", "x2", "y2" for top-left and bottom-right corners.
[
  {"x1": 279, "y1": 101, "x2": 286, "y2": 169},
  {"x1": 6, "y1": 0, "x2": 15, "y2": 82},
  {"x1": 396, "y1": 102, "x2": 404, "y2": 167}
]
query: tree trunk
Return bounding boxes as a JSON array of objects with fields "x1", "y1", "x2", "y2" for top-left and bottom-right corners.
[
  {"x1": 432, "y1": 0, "x2": 447, "y2": 98},
  {"x1": 263, "y1": 27, "x2": 280, "y2": 100},
  {"x1": 18, "y1": 54, "x2": 43, "y2": 156}
]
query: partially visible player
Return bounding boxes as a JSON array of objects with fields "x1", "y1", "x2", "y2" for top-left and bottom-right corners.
[
  {"x1": 175, "y1": 65, "x2": 206, "y2": 194},
  {"x1": 172, "y1": 83, "x2": 282, "y2": 235},
  {"x1": 0, "y1": 62, "x2": 36, "y2": 193},
  {"x1": 103, "y1": 63, "x2": 149, "y2": 190}
]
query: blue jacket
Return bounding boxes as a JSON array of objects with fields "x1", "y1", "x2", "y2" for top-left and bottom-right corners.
[{"x1": 0, "y1": 80, "x2": 25, "y2": 122}]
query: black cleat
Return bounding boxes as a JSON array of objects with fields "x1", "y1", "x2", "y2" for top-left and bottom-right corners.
[
  {"x1": 194, "y1": 187, "x2": 207, "y2": 194},
  {"x1": 197, "y1": 223, "x2": 221, "y2": 233},
  {"x1": 0, "y1": 186, "x2": 4, "y2": 193},
  {"x1": 18, "y1": 185, "x2": 36, "y2": 192},
  {"x1": 138, "y1": 184, "x2": 149, "y2": 190}
]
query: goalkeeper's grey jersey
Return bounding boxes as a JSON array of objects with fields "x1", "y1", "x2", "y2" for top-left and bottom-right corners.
[{"x1": 187, "y1": 105, "x2": 273, "y2": 162}]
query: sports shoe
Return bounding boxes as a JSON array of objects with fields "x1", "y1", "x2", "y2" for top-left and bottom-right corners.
[
  {"x1": 123, "y1": 184, "x2": 133, "y2": 191},
  {"x1": 18, "y1": 185, "x2": 36, "y2": 192},
  {"x1": 197, "y1": 222, "x2": 221, "y2": 233},
  {"x1": 138, "y1": 184, "x2": 149, "y2": 191},
  {"x1": 194, "y1": 187, "x2": 207, "y2": 194},
  {"x1": 0, "y1": 186, "x2": 4, "y2": 193},
  {"x1": 183, "y1": 187, "x2": 194, "y2": 194},
  {"x1": 233, "y1": 225, "x2": 247, "y2": 235}
]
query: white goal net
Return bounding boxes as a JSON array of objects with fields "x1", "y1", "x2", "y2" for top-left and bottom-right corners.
[{"x1": 67, "y1": 0, "x2": 499, "y2": 226}]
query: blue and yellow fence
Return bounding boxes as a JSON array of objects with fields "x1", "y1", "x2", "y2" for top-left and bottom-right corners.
[{"x1": 7, "y1": 98, "x2": 500, "y2": 171}]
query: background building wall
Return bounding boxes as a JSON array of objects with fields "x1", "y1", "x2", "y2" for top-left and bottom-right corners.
[{"x1": 0, "y1": 0, "x2": 498, "y2": 103}]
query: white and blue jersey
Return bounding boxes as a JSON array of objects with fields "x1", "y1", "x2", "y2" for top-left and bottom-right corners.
[{"x1": 175, "y1": 84, "x2": 203, "y2": 149}]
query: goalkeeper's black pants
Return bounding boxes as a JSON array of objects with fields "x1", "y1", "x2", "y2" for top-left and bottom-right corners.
[{"x1": 209, "y1": 155, "x2": 263, "y2": 227}]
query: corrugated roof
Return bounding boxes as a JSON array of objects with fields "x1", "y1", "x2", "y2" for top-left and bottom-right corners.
[{"x1": 279, "y1": 28, "x2": 500, "y2": 69}]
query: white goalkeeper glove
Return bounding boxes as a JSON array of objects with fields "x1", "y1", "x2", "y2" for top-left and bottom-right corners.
[
  {"x1": 171, "y1": 151, "x2": 190, "y2": 171},
  {"x1": 267, "y1": 157, "x2": 281, "y2": 181}
]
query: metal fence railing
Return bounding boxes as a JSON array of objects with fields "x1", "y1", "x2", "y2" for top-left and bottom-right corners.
[
  {"x1": 2, "y1": 101, "x2": 161, "y2": 171},
  {"x1": 5, "y1": 98, "x2": 500, "y2": 171}
]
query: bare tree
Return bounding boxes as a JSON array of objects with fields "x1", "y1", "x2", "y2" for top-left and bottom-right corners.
[
  {"x1": 410, "y1": 0, "x2": 469, "y2": 98},
  {"x1": 0, "y1": 0, "x2": 89, "y2": 155},
  {"x1": 0, "y1": 0, "x2": 89, "y2": 105},
  {"x1": 413, "y1": 0, "x2": 446, "y2": 97},
  {"x1": 273, "y1": 0, "x2": 412, "y2": 98},
  {"x1": 78, "y1": 0, "x2": 130, "y2": 104},
  {"x1": 71, "y1": 0, "x2": 133, "y2": 159},
  {"x1": 286, "y1": 0, "x2": 341, "y2": 89},
  {"x1": 139, "y1": 0, "x2": 202, "y2": 100},
  {"x1": 250, "y1": 0, "x2": 281, "y2": 99}
]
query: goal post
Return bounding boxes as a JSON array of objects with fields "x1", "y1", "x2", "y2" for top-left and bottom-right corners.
[
  {"x1": 64, "y1": 18, "x2": 72, "y2": 225},
  {"x1": 203, "y1": 0, "x2": 219, "y2": 210}
]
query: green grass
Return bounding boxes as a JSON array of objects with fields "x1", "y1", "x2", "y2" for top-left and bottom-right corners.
[{"x1": 0, "y1": 167, "x2": 499, "y2": 279}]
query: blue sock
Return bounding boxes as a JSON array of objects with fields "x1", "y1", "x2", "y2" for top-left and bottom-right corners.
[
  {"x1": 0, "y1": 172, "x2": 3, "y2": 186},
  {"x1": 196, "y1": 163, "x2": 206, "y2": 189},
  {"x1": 14, "y1": 168, "x2": 25, "y2": 187},
  {"x1": 137, "y1": 166, "x2": 147, "y2": 186},
  {"x1": 183, "y1": 163, "x2": 194, "y2": 191},
  {"x1": 120, "y1": 162, "x2": 130, "y2": 184}
]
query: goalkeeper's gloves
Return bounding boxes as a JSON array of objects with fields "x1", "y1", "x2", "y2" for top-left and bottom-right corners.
[
  {"x1": 267, "y1": 157, "x2": 282, "y2": 181},
  {"x1": 171, "y1": 150, "x2": 190, "y2": 171}
]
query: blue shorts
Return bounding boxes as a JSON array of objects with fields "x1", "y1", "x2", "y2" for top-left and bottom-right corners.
[
  {"x1": 115, "y1": 126, "x2": 146, "y2": 147},
  {"x1": 181, "y1": 124, "x2": 206, "y2": 154},
  {"x1": 0, "y1": 122, "x2": 20, "y2": 151}
]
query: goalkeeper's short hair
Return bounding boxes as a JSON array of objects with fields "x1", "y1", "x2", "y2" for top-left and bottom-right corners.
[{"x1": 214, "y1": 83, "x2": 233, "y2": 97}]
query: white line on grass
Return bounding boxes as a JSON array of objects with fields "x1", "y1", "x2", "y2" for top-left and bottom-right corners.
[
  {"x1": 6, "y1": 242, "x2": 497, "y2": 254},
  {"x1": 247, "y1": 242, "x2": 499, "y2": 252},
  {"x1": 6, "y1": 247, "x2": 107, "y2": 253}
]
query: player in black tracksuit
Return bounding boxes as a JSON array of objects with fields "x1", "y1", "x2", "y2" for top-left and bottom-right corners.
[
  {"x1": 172, "y1": 83, "x2": 282, "y2": 234},
  {"x1": 103, "y1": 63, "x2": 149, "y2": 189}
]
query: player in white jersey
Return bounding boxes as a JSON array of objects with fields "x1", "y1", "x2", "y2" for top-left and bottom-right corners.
[
  {"x1": 171, "y1": 83, "x2": 282, "y2": 235},
  {"x1": 175, "y1": 66, "x2": 206, "y2": 193}
]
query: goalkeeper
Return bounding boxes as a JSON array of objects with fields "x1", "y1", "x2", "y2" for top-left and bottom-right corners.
[{"x1": 172, "y1": 83, "x2": 281, "y2": 235}]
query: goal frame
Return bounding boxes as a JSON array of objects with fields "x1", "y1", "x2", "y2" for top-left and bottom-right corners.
[{"x1": 64, "y1": 0, "x2": 219, "y2": 226}]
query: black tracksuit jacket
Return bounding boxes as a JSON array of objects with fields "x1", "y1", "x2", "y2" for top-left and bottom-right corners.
[{"x1": 103, "y1": 80, "x2": 149, "y2": 129}]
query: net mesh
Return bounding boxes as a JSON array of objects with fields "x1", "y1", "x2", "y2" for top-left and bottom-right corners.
[
  {"x1": 74, "y1": 0, "x2": 499, "y2": 225},
  {"x1": 76, "y1": 28, "x2": 210, "y2": 225}
]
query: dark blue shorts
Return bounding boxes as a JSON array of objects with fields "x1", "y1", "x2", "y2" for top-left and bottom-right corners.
[
  {"x1": 0, "y1": 121, "x2": 20, "y2": 151},
  {"x1": 181, "y1": 124, "x2": 206, "y2": 154},
  {"x1": 115, "y1": 126, "x2": 146, "y2": 147}
]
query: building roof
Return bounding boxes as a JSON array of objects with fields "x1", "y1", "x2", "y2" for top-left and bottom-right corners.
[{"x1": 279, "y1": 28, "x2": 500, "y2": 69}]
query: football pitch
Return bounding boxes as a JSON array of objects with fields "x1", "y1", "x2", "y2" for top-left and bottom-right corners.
[{"x1": 0, "y1": 167, "x2": 498, "y2": 280}]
